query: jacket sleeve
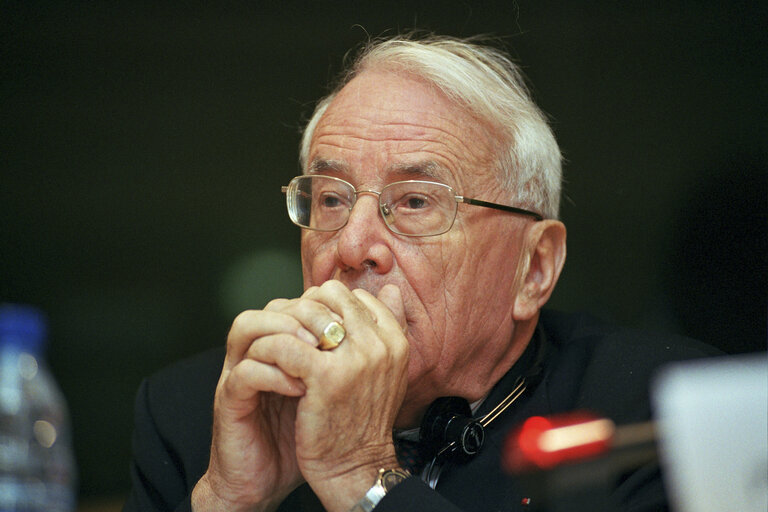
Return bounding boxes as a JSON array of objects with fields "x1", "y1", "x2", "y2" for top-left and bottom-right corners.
[
  {"x1": 374, "y1": 477, "x2": 465, "y2": 512},
  {"x1": 122, "y1": 378, "x2": 195, "y2": 512},
  {"x1": 123, "y1": 349, "x2": 221, "y2": 512}
]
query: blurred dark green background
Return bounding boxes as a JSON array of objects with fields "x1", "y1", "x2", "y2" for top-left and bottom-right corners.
[{"x1": 1, "y1": 1, "x2": 765, "y2": 504}]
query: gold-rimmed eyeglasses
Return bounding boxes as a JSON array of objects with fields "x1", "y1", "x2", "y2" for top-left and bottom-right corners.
[{"x1": 281, "y1": 175, "x2": 543, "y2": 237}]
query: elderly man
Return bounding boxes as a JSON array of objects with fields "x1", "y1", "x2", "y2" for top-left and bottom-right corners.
[{"x1": 125, "y1": 35, "x2": 712, "y2": 512}]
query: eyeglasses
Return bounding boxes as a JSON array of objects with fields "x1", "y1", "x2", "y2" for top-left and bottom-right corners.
[{"x1": 281, "y1": 175, "x2": 542, "y2": 237}]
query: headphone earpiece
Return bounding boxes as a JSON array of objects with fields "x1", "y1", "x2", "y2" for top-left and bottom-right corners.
[
  {"x1": 419, "y1": 396, "x2": 485, "y2": 463},
  {"x1": 416, "y1": 333, "x2": 544, "y2": 487}
]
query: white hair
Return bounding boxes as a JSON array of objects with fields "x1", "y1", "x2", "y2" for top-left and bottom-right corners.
[{"x1": 300, "y1": 35, "x2": 562, "y2": 219}]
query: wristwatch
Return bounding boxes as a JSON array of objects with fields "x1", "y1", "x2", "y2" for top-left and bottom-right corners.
[{"x1": 348, "y1": 468, "x2": 410, "y2": 512}]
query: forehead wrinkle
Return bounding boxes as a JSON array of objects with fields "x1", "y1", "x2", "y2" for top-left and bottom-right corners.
[
  {"x1": 312, "y1": 126, "x2": 477, "y2": 172},
  {"x1": 387, "y1": 161, "x2": 448, "y2": 182},
  {"x1": 318, "y1": 100, "x2": 487, "y2": 153},
  {"x1": 309, "y1": 105, "x2": 496, "y2": 190}
]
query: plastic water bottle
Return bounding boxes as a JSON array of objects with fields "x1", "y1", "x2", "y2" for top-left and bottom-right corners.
[{"x1": 0, "y1": 304, "x2": 77, "y2": 511}]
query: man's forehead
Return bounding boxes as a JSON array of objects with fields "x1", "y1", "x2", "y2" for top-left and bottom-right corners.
[{"x1": 305, "y1": 69, "x2": 498, "y2": 192}]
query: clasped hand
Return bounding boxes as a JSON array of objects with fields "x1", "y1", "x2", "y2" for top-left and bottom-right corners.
[{"x1": 192, "y1": 281, "x2": 409, "y2": 512}]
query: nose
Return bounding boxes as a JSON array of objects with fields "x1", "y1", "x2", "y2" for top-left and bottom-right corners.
[{"x1": 335, "y1": 193, "x2": 394, "y2": 273}]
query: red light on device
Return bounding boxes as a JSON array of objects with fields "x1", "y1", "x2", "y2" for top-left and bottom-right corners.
[{"x1": 504, "y1": 412, "x2": 615, "y2": 471}]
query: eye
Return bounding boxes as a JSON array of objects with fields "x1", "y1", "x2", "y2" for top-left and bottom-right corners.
[
  {"x1": 399, "y1": 193, "x2": 430, "y2": 210},
  {"x1": 406, "y1": 196, "x2": 426, "y2": 209},
  {"x1": 321, "y1": 194, "x2": 341, "y2": 208},
  {"x1": 317, "y1": 191, "x2": 349, "y2": 209}
]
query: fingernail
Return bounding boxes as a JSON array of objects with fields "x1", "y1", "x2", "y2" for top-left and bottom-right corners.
[{"x1": 297, "y1": 327, "x2": 318, "y2": 346}]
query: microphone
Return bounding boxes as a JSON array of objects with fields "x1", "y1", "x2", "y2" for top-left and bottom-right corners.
[
  {"x1": 503, "y1": 412, "x2": 656, "y2": 473},
  {"x1": 502, "y1": 412, "x2": 658, "y2": 512}
]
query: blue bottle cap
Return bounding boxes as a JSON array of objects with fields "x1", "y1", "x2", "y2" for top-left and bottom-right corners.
[{"x1": 0, "y1": 303, "x2": 47, "y2": 353}]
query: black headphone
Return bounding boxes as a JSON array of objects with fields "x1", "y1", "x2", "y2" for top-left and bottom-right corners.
[
  {"x1": 417, "y1": 329, "x2": 548, "y2": 468},
  {"x1": 419, "y1": 396, "x2": 486, "y2": 463}
]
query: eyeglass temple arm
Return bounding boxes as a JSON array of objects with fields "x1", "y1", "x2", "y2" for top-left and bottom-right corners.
[{"x1": 457, "y1": 196, "x2": 543, "y2": 221}]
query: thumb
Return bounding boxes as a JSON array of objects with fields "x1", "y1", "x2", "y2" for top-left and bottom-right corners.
[{"x1": 376, "y1": 284, "x2": 406, "y2": 331}]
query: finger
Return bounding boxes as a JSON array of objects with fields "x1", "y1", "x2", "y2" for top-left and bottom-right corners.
[
  {"x1": 263, "y1": 297, "x2": 291, "y2": 310},
  {"x1": 221, "y1": 358, "x2": 306, "y2": 406},
  {"x1": 350, "y1": 289, "x2": 407, "y2": 365},
  {"x1": 266, "y1": 296, "x2": 343, "y2": 325},
  {"x1": 352, "y1": 286, "x2": 405, "y2": 335},
  {"x1": 266, "y1": 295, "x2": 346, "y2": 341},
  {"x1": 226, "y1": 310, "x2": 318, "y2": 369},
  {"x1": 245, "y1": 332, "x2": 322, "y2": 382},
  {"x1": 303, "y1": 280, "x2": 376, "y2": 325},
  {"x1": 376, "y1": 285, "x2": 406, "y2": 331}
]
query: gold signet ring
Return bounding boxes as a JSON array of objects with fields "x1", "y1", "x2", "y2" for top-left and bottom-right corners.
[{"x1": 318, "y1": 321, "x2": 346, "y2": 350}]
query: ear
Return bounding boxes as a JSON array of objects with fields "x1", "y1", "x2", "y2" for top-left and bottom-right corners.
[{"x1": 512, "y1": 220, "x2": 567, "y2": 321}]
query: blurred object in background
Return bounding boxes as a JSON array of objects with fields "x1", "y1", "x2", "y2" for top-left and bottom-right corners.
[
  {"x1": 504, "y1": 412, "x2": 657, "y2": 511},
  {"x1": 502, "y1": 353, "x2": 768, "y2": 511},
  {"x1": 653, "y1": 354, "x2": 768, "y2": 512},
  {"x1": 0, "y1": 303, "x2": 77, "y2": 511}
]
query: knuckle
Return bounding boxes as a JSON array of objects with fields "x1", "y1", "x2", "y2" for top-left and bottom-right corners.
[
  {"x1": 292, "y1": 298, "x2": 314, "y2": 315},
  {"x1": 320, "y1": 279, "x2": 346, "y2": 295},
  {"x1": 229, "y1": 309, "x2": 262, "y2": 336},
  {"x1": 226, "y1": 310, "x2": 265, "y2": 354},
  {"x1": 387, "y1": 331, "x2": 409, "y2": 358},
  {"x1": 301, "y1": 285, "x2": 320, "y2": 299},
  {"x1": 227, "y1": 360, "x2": 250, "y2": 383},
  {"x1": 264, "y1": 297, "x2": 290, "y2": 311},
  {"x1": 221, "y1": 367, "x2": 242, "y2": 397}
]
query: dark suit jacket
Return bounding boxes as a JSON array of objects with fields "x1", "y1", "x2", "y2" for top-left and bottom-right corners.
[{"x1": 123, "y1": 310, "x2": 716, "y2": 512}]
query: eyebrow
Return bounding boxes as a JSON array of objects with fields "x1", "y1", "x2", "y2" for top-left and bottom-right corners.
[
  {"x1": 306, "y1": 158, "x2": 450, "y2": 183},
  {"x1": 388, "y1": 161, "x2": 448, "y2": 182},
  {"x1": 306, "y1": 159, "x2": 349, "y2": 175}
]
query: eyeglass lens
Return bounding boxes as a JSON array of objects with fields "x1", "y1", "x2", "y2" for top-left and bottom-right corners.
[{"x1": 287, "y1": 176, "x2": 458, "y2": 236}]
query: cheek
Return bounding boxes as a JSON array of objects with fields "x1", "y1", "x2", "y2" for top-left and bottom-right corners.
[
  {"x1": 301, "y1": 233, "x2": 337, "y2": 288},
  {"x1": 400, "y1": 239, "x2": 458, "y2": 350},
  {"x1": 437, "y1": 220, "x2": 523, "y2": 322},
  {"x1": 435, "y1": 225, "x2": 475, "y2": 293},
  {"x1": 401, "y1": 242, "x2": 448, "y2": 304}
]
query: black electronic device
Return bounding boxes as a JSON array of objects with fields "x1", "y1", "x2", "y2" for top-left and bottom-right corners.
[{"x1": 419, "y1": 396, "x2": 485, "y2": 463}]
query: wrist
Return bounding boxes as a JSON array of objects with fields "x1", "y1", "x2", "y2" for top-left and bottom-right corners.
[
  {"x1": 348, "y1": 467, "x2": 410, "y2": 512},
  {"x1": 192, "y1": 473, "x2": 277, "y2": 512},
  {"x1": 305, "y1": 454, "x2": 401, "y2": 512}
]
